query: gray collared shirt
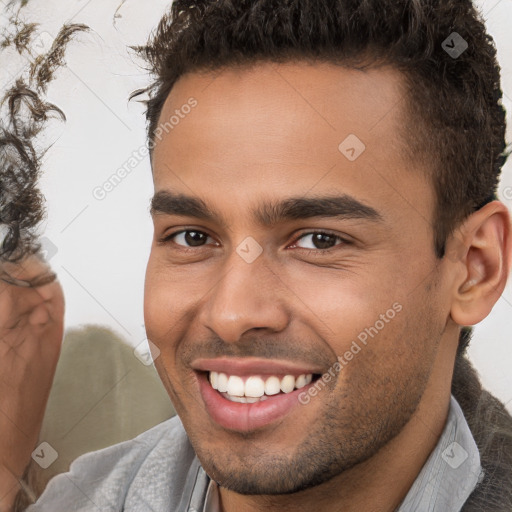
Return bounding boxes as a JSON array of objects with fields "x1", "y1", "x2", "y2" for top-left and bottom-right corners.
[
  {"x1": 28, "y1": 395, "x2": 482, "y2": 511},
  {"x1": 201, "y1": 395, "x2": 483, "y2": 512}
]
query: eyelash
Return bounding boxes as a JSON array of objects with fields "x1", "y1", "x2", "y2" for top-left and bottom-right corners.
[{"x1": 158, "y1": 229, "x2": 351, "y2": 256}]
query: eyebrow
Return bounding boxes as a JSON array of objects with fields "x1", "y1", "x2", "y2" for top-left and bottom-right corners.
[{"x1": 150, "y1": 190, "x2": 383, "y2": 228}]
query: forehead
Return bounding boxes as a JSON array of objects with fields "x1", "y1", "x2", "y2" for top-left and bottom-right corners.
[{"x1": 151, "y1": 61, "x2": 432, "y2": 225}]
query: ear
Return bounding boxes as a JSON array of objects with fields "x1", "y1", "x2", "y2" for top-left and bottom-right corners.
[{"x1": 449, "y1": 200, "x2": 512, "y2": 326}]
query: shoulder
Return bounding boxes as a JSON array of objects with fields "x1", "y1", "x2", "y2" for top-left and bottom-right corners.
[{"x1": 28, "y1": 416, "x2": 200, "y2": 511}]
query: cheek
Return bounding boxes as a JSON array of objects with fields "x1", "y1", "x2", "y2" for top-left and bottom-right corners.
[
  {"x1": 144, "y1": 257, "x2": 197, "y2": 374},
  {"x1": 144, "y1": 255, "x2": 183, "y2": 335},
  {"x1": 143, "y1": 277, "x2": 166, "y2": 342},
  {"x1": 144, "y1": 275, "x2": 179, "y2": 367},
  {"x1": 153, "y1": 356, "x2": 190, "y2": 419},
  {"x1": 323, "y1": 281, "x2": 440, "y2": 392},
  {"x1": 332, "y1": 312, "x2": 430, "y2": 420},
  {"x1": 332, "y1": 307, "x2": 410, "y2": 387},
  {"x1": 284, "y1": 268, "x2": 403, "y2": 346}
]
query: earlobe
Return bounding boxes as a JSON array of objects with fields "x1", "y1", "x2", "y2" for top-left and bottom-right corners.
[{"x1": 450, "y1": 201, "x2": 511, "y2": 326}]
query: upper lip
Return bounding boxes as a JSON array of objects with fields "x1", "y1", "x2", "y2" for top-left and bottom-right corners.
[{"x1": 191, "y1": 357, "x2": 322, "y2": 377}]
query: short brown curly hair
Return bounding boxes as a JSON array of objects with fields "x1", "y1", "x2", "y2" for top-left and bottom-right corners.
[{"x1": 131, "y1": 0, "x2": 508, "y2": 261}]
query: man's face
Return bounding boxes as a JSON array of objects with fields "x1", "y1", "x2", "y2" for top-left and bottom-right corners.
[{"x1": 145, "y1": 62, "x2": 454, "y2": 494}]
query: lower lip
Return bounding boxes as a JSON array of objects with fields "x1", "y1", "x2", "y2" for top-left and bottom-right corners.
[{"x1": 197, "y1": 373, "x2": 312, "y2": 432}]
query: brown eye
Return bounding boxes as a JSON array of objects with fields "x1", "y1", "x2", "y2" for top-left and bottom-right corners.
[
  {"x1": 293, "y1": 232, "x2": 345, "y2": 251},
  {"x1": 161, "y1": 230, "x2": 214, "y2": 248}
]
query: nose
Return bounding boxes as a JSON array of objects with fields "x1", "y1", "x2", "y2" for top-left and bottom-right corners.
[{"x1": 197, "y1": 249, "x2": 290, "y2": 343}]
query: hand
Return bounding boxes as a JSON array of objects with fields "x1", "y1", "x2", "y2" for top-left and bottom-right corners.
[{"x1": 0, "y1": 255, "x2": 65, "y2": 511}]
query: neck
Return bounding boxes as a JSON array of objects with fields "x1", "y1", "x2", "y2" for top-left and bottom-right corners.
[{"x1": 219, "y1": 334, "x2": 456, "y2": 512}]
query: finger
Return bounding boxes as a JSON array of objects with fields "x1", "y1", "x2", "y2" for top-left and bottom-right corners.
[
  {"x1": 28, "y1": 303, "x2": 51, "y2": 325},
  {"x1": 28, "y1": 271, "x2": 57, "y2": 288},
  {"x1": 0, "y1": 286, "x2": 48, "y2": 329},
  {"x1": 0, "y1": 255, "x2": 52, "y2": 285},
  {"x1": 0, "y1": 317, "x2": 30, "y2": 353},
  {"x1": 0, "y1": 275, "x2": 31, "y2": 288}
]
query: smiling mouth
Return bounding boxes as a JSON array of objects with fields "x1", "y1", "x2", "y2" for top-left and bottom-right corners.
[{"x1": 208, "y1": 371, "x2": 318, "y2": 403}]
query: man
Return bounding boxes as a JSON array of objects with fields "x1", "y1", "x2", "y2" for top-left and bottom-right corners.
[{"x1": 2, "y1": 0, "x2": 512, "y2": 510}]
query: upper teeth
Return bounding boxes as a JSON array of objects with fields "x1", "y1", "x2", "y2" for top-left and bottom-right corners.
[{"x1": 209, "y1": 372, "x2": 313, "y2": 398}]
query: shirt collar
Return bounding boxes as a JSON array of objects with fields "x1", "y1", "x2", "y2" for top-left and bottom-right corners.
[
  {"x1": 395, "y1": 394, "x2": 483, "y2": 511},
  {"x1": 199, "y1": 394, "x2": 482, "y2": 512}
]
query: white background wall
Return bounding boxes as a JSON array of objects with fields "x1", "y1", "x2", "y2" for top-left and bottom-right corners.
[{"x1": 1, "y1": 0, "x2": 511, "y2": 410}]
